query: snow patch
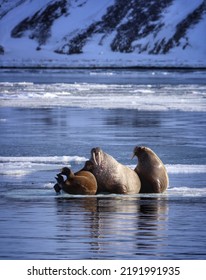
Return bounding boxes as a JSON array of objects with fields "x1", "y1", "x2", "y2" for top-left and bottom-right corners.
[{"x1": 0, "y1": 0, "x2": 205, "y2": 67}]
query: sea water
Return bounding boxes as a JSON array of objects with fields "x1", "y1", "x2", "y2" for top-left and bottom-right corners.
[{"x1": 0, "y1": 69, "x2": 206, "y2": 259}]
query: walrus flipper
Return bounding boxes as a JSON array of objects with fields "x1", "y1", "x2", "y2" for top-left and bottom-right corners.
[
  {"x1": 53, "y1": 173, "x2": 65, "y2": 194},
  {"x1": 53, "y1": 183, "x2": 61, "y2": 194},
  {"x1": 154, "y1": 179, "x2": 162, "y2": 193},
  {"x1": 55, "y1": 173, "x2": 64, "y2": 184},
  {"x1": 110, "y1": 183, "x2": 128, "y2": 195}
]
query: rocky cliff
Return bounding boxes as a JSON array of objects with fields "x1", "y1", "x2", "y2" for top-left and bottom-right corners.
[{"x1": 0, "y1": 0, "x2": 205, "y2": 67}]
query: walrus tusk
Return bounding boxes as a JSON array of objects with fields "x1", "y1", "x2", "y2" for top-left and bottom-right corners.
[
  {"x1": 92, "y1": 151, "x2": 98, "y2": 165},
  {"x1": 93, "y1": 150, "x2": 102, "y2": 165},
  {"x1": 97, "y1": 151, "x2": 102, "y2": 165},
  {"x1": 131, "y1": 153, "x2": 135, "y2": 159}
]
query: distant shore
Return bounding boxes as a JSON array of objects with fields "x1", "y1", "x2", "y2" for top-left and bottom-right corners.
[{"x1": 1, "y1": 65, "x2": 206, "y2": 70}]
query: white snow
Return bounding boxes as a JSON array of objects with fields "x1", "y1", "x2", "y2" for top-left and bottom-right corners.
[
  {"x1": 0, "y1": 0, "x2": 205, "y2": 68},
  {"x1": 50, "y1": 0, "x2": 114, "y2": 46},
  {"x1": 0, "y1": 81, "x2": 205, "y2": 111},
  {"x1": 0, "y1": 155, "x2": 205, "y2": 177},
  {"x1": 0, "y1": 155, "x2": 87, "y2": 176}
]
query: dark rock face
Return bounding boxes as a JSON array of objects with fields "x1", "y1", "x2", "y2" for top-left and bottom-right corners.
[
  {"x1": 56, "y1": 0, "x2": 205, "y2": 55},
  {"x1": 9, "y1": 0, "x2": 206, "y2": 55},
  {"x1": 55, "y1": 0, "x2": 131, "y2": 55},
  {"x1": 150, "y1": 2, "x2": 206, "y2": 54},
  {"x1": 11, "y1": 0, "x2": 68, "y2": 45},
  {"x1": 56, "y1": 0, "x2": 173, "y2": 55},
  {"x1": 110, "y1": 0, "x2": 174, "y2": 53}
]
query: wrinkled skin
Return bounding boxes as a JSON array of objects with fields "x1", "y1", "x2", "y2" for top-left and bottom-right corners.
[{"x1": 82, "y1": 147, "x2": 141, "y2": 194}]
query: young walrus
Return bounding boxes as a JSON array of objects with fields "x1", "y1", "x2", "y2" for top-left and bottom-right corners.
[
  {"x1": 54, "y1": 164, "x2": 97, "y2": 195},
  {"x1": 132, "y1": 146, "x2": 169, "y2": 193}
]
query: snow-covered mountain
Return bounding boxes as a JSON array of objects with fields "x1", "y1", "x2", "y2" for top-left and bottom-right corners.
[{"x1": 0, "y1": 0, "x2": 205, "y2": 68}]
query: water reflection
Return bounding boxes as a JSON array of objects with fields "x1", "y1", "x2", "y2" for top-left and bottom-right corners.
[
  {"x1": 55, "y1": 196, "x2": 168, "y2": 259},
  {"x1": 105, "y1": 109, "x2": 161, "y2": 128}
]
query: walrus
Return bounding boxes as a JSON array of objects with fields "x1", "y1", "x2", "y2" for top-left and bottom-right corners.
[
  {"x1": 54, "y1": 165, "x2": 97, "y2": 195},
  {"x1": 82, "y1": 147, "x2": 141, "y2": 194},
  {"x1": 132, "y1": 146, "x2": 169, "y2": 193}
]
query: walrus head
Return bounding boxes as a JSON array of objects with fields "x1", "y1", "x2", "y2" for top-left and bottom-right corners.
[
  {"x1": 132, "y1": 146, "x2": 152, "y2": 162},
  {"x1": 132, "y1": 146, "x2": 164, "y2": 168},
  {"x1": 78, "y1": 160, "x2": 94, "y2": 172},
  {"x1": 91, "y1": 147, "x2": 104, "y2": 166},
  {"x1": 61, "y1": 167, "x2": 71, "y2": 175},
  {"x1": 60, "y1": 167, "x2": 74, "y2": 178},
  {"x1": 133, "y1": 146, "x2": 147, "y2": 157},
  {"x1": 83, "y1": 160, "x2": 94, "y2": 171}
]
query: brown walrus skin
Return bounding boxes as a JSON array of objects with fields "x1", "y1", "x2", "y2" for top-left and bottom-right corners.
[
  {"x1": 132, "y1": 146, "x2": 169, "y2": 193},
  {"x1": 55, "y1": 165, "x2": 97, "y2": 195},
  {"x1": 82, "y1": 147, "x2": 141, "y2": 194}
]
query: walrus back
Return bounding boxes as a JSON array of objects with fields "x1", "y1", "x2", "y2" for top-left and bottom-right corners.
[
  {"x1": 90, "y1": 150, "x2": 141, "y2": 194},
  {"x1": 119, "y1": 165, "x2": 141, "y2": 194},
  {"x1": 133, "y1": 146, "x2": 169, "y2": 193}
]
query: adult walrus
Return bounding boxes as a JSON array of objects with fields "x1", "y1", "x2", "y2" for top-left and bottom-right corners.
[
  {"x1": 54, "y1": 165, "x2": 97, "y2": 195},
  {"x1": 132, "y1": 146, "x2": 169, "y2": 193},
  {"x1": 82, "y1": 147, "x2": 141, "y2": 194}
]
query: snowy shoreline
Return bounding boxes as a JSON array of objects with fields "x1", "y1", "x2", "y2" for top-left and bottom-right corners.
[
  {"x1": 1, "y1": 65, "x2": 206, "y2": 70},
  {"x1": 1, "y1": 0, "x2": 205, "y2": 70}
]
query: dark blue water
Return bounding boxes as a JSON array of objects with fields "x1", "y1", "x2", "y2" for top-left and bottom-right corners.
[{"x1": 0, "y1": 69, "x2": 206, "y2": 259}]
